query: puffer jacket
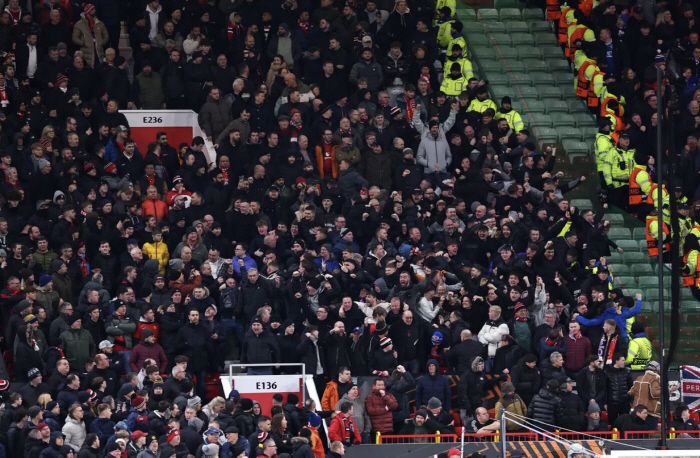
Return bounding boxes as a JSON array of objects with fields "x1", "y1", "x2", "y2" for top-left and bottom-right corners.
[
  {"x1": 494, "y1": 394, "x2": 527, "y2": 431},
  {"x1": 477, "y1": 318, "x2": 509, "y2": 357},
  {"x1": 630, "y1": 370, "x2": 661, "y2": 416},
  {"x1": 142, "y1": 241, "x2": 169, "y2": 274},
  {"x1": 605, "y1": 365, "x2": 633, "y2": 404},
  {"x1": 291, "y1": 436, "x2": 314, "y2": 458},
  {"x1": 414, "y1": 359, "x2": 451, "y2": 410},
  {"x1": 198, "y1": 94, "x2": 232, "y2": 140},
  {"x1": 105, "y1": 314, "x2": 137, "y2": 349},
  {"x1": 564, "y1": 333, "x2": 592, "y2": 373},
  {"x1": 62, "y1": 416, "x2": 86, "y2": 451},
  {"x1": 416, "y1": 124, "x2": 452, "y2": 174},
  {"x1": 510, "y1": 358, "x2": 541, "y2": 406},
  {"x1": 364, "y1": 388, "x2": 398, "y2": 433},
  {"x1": 558, "y1": 390, "x2": 584, "y2": 431},
  {"x1": 385, "y1": 371, "x2": 415, "y2": 424},
  {"x1": 527, "y1": 388, "x2": 562, "y2": 429},
  {"x1": 335, "y1": 394, "x2": 371, "y2": 433},
  {"x1": 60, "y1": 328, "x2": 96, "y2": 370}
]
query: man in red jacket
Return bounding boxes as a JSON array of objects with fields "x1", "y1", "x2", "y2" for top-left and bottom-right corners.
[
  {"x1": 564, "y1": 320, "x2": 592, "y2": 377},
  {"x1": 364, "y1": 378, "x2": 398, "y2": 434},
  {"x1": 328, "y1": 401, "x2": 361, "y2": 446}
]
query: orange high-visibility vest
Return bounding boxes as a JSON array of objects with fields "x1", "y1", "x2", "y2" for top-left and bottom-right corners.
[
  {"x1": 587, "y1": 70, "x2": 605, "y2": 108},
  {"x1": 558, "y1": 7, "x2": 574, "y2": 43},
  {"x1": 609, "y1": 112, "x2": 626, "y2": 133},
  {"x1": 547, "y1": 0, "x2": 561, "y2": 20},
  {"x1": 682, "y1": 251, "x2": 699, "y2": 287},
  {"x1": 576, "y1": 61, "x2": 594, "y2": 98},
  {"x1": 600, "y1": 96, "x2": 624, "y2": 118},
  {"x1": 629, "y1": 168, "x2": 645, "y2": 206},
  {"x1": 567, "y1": 25, "x2": 587, "y2": 59},
  {"x1": 646, "y1": 184, "x2": 668, "y2": 205},
  {"x1": 646, "y1": 216, "x2": 670, "y2": 257},
  {"x1": 579, "y1": 0, "x2": 593, "y2": 16}
]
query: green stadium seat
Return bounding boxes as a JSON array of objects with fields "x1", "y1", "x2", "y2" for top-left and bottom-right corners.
[
  {"x1": 537, "y1": 86, "x2": 563, "y2": 100},
  {"x1": 555, "y1": 114, "x2": 577, "y2": 127},
  {"x1": 681, "y1": 301, "x2": 700, "y2": 312},
  {"x1": 516, "y1": 86, "x2": 539, "y2": 100},
  {"x1": 523, "y1": 59, "x2": 550, "y2": 73},
  {"x1": 535, "y1": 127, "x2": 559, "y2": 143},
  {"x1": 488, "y1": 33, "x2": 512, "y2": 47},
  {"x1": 562, "y1": 140, "x2": 590, "y2": 156},
  {"x1": 506, "y1": 61, "x2": 526, "y2": 72},
  {"x1": 516, "y1": 47, "x2": 542, "y2": 60},
  {"x1": 580, "y1": 127, "x2": 598, "y2": 140},
  {"x1": 486, "y1": 22, "x2": 507, "y2": 33},
  {"x1": 623, "y1": 252, "x2": 647, "y2": 263},
  {"x1": 530, "y1": 114, "x2": 553, "y2": 127},
  {"x1": 641, "y1": 301, "x2": 654, "y2": 313},
  {"x1": 496, "y1": 47, "x2": 519, "y2": 60},
  {"x1": 553, "y1": 73, "x2": 575, "y2": 87},
  {"x1": 490, "y1": 85, "x2": 511, "y2": 101},
  {"x1": 506, "y1": 21, "x2": 529, "y2": 34},
  {"x1": 461, "y1": 8, "x2": 478, "y2": 21},
  {"x1": 494, "y1": 0, "x2": 518, "y2": 8},
  {"x1": 625, "y1": 288, "x2": 644, "y2": 298},
  {"x1": 682, "y1": 288, "x2": 694, "y2": 299},
  {"x1": 610, "y1": 265, "x2": 630, "y2": 275},
  {"x1": 570, "y1": 199, "x2": 593, "y2": 208},
  {"x1": 567, "y1": 99, "x2": 588, "y2": 113},
  {"x1": 630, "y1": 264, "x2": 654, "y2": 276},
  {"x1": 477, "y1": 8, "x2": 499, "y2": 21},
  {"x1": 510, "y1": 73, "x2": 533, "y2": 86},
  {"x1": 486, "y1": 74, "x2": 510, "y2": 85},
  {"x1": 608, "y1": 227, "x2": 631, "y2": 238},
  {"x1": 509, "y1": 33, "x2": 535, "y2": 47},
  {"x1": 616, "y1": 239, "x2": 640, "y2": 252},
  {"x1": 521, "y1": 8, "x2": 544, "y2": 20},
  {"x1": 616, "y1": 276, "x2": 637, "y2": 287},
  {"x1": 534, "y1": 33, "x2": 558, "y2": 46},
  {"x1": 531, "y1": 73, "x2": 555, "y2": 86},
  {"x1": 529, "y1": 21, "x2": 551, "y2": 33},
  {"x1": 638, "y1": 277, "x2": 659, "y2": 288},
  {"x1": 479, "y1": 59, "x2": 505, "y2": 73},
  {"x1": 520, "y1": 100, "x2": 545, "y2": 113},
  {"x1": 541, "y1": 45, "x2": 566, "y2": 60},
  {"x1": 510, "y1": 101, "x2": 522, "y2": 112},
  {"x1": 632, "y1": 228, "x2": 646, "y2": 240},
  {"x1": 549, "y1": 60, "x2": 572, "y2": 73},
  {"x1": 573, "y1": 113, "x2": 596, "y2": 127},
  {"x1": 542, "y1": 99, "x2": 569, "y2": 114},
  {"x1": 499, "y1": 8, "x2": 522, "y2": 21},
  {"x1": 606, "y1": 213, "x2": 625, "y2": 226},
  {"x1": 645, "y1": 289, "x2": 671, "y2": 300},
  {"x1": 606, "y1": 252, "x2": 622, "y2": 264},
  {"x1": 556, "y1": 127, "x2": 582, "y2": 141},
  {"x1": 466, "y1": 34, "x2": 490, "y2": 47}
]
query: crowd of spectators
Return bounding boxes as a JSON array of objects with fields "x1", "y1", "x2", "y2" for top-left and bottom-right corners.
[{"x1": 0, "y1": 0, "x2": 693, "y2": 455}]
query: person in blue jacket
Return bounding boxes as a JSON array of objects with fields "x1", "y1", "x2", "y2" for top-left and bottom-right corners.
[
  {"x1": 574, "y1": 293, "x2": 643, "y2": 341},
  {"x1": 414, "y1": 359, "x2": 451, "y2": 410}
]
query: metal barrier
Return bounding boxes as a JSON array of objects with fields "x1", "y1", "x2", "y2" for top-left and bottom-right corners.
[
  {"x1": 553, "y1": 431, "x2": 620, "y2": 441},
  {"x1": 376, "y1": 432, "x2": 538, "y2": 444},
  {"x1": 668, "y1": 428, "x2": 700, "y2": 439},
  {"x1": 623, "y1": 430, "x2": 662, "y2": 439}
]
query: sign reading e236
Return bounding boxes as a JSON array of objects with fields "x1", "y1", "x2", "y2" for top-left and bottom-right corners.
[{"x1": 142, "y1": 116, "x2": 163, "y2": 123}]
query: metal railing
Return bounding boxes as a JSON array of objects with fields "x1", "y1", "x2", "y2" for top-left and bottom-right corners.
[
  {"x1": 376, "y1": 431, "x2": 538, "y2": 444},
  {"x1": 227, "y1": 363, "x2": 307, "y2": 405}
]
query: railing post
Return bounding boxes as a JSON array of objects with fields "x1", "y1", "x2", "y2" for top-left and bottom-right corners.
[
  {"x1": 436, "y1": 431, "x2": 441, "y2": 443},
  {"x1": 375, "y1": 432, "x2": 381, "y2": 444},
  {"x1": 612, "y1": 428, "x2": 618, "y2": 440},
  {"x1": 670, "y1": 427, "x2": 676, "y2": 439}
]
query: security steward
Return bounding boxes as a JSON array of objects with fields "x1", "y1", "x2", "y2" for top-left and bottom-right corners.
[
  {"x1": 607, "y1": 133, "x2": 635, "y2": 210},
  {"x1": 646, "y1": 207, "x2": 671, "y2": 262}
]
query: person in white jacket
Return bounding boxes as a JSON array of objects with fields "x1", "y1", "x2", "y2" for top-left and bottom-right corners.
[
  {"x1": 477, "y1": 306, "x2": 510, "y2": 372},
  {"x1": 62, "y1": 404, "x2": 87, "y2": 451},
  {"x1": 416, "y1": 289, "x2": 441, "y2": 324}
]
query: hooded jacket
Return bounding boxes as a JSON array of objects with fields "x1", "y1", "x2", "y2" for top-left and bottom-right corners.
[
  {"x1": 291, "y1": 436, "x2": 314, "y2": 458},
  {"x1": 416, "y1": 123, "x2": 452, "y2": 174},
  {"x1": 364, "y1": 387, "x2": 398, "y2": 433},
  {"x1": 335, "y1": 393, "x2": 372, "y2": 433},
  {"x1": 415, "y1": 359, "x2": 451, "y2": 410}
]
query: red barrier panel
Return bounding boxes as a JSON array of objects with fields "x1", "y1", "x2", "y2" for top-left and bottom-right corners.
[
  {"x1": 376, "y1": 432, "x2": 538, "y2": 444},
  {"x1": 554, "y1": 431, "x2": 619, "y2": 441},
  {"x1": 623, "y1": 430, "x2": 661, "y2": 439}
]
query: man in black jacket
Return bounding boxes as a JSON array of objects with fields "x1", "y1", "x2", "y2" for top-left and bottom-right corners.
[
  {"x1": 241, "y1": 317, "x2": 280, "y2": 375},
  {"x1": 604, "y1": 353, "x2": 633, "y2": 426},
  {"x1": 176, "y1": 309, "x2": 213, "y2": 399},
  {"x1": 576, "y1": 355, "x2": 607, "y2": 409},
  {"x1": 558, "y1": 377, "x2": 584, "y2": 431},
  {"x1": 444, "y1": 329, "x2": 484, "y2": 376}
]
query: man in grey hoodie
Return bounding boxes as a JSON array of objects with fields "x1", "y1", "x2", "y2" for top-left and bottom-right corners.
[{"x1": 414, "y1": 102, "x2": 458, "y2": 183}]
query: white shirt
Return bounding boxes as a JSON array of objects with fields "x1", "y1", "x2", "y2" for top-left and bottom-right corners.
[{"x1": 27, "y1": 44, "x2": 37, "y2": 78}]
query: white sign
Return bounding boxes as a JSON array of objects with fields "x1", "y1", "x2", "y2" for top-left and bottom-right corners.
[
  {"x1": 231, "y1": 375, "x2": 301, "y2": 393},
  {"x1": 123, "y1": 110, "x2": 195, "y2": 128}
]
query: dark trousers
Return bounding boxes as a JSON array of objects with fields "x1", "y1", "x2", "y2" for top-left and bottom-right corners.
[{"x1": 607, "y1": 401, "x2": 630, "y2": 427}]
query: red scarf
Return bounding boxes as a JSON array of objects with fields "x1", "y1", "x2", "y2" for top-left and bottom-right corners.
[
  {"x1": 220, "y1": 167, "x2": 230, "y2": 185},
  {"x1": 0, "y1": 87, "x2": 8, "y2": 108},
  {"x1": 85, "y1": 14, "x2": 95, "y2": 32},
  {"x1": 404, "y1": 96, "x2": 416, "y2": 121},
  {"x1": 78, "y1": 253, "x2": 88, "y2": 277},
  {"x1": 243, "y1": 48, "x2": 254, "y2": 59},
  {"x1": 145, "y1": 175, "x2": 156, "y2": 187},
  {"x1": 297, "y1": 20, "x2": 309, "y2": 36},
  {"x1": 227, "y1": 22, "x2": 245, "y2": 40}
]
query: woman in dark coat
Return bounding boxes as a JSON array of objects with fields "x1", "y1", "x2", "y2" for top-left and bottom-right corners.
[{"x1": 14, "y1": 323, "x2": 46, "y2": 382}]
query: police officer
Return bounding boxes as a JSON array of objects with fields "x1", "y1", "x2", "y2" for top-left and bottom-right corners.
[
  {"x1": 626, "y1": 322, "x2": 652, "y2": 370},
  {"x1": 494, "y1": 96, "x2": 524, "y2": 133},
  {"x1": 595, "y1": 117, "x2": 615, "y2": 191},
  {"x1": 440, "y1": 62, "x2": 468, "y2": 97},
  {"x1": 467, "y1": 85, "x2": 496, "y2": 113},
  {"x1": 607, "y1": 133, "x2": 635, "y2": 210}
]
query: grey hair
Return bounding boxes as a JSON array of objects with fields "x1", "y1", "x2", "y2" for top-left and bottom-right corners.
[{"x1": 550, "y1": 351, "x2": 562, "y2": 363}]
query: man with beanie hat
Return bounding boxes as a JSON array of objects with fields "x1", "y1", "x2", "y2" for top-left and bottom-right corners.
[
  {"x1": 399, "y1": 407, "x2": 453, "y2": 435},
  {"x1": 494, "y1": 382, "x2": 527, "y2": 432},
  {"x1": 585, "y1": 402, "x2": 608, "y2": 431},
  {"x1": 626, "y1": 321, "x2": 652, "y2": 370},
  {"x1": 494, "y1": 96, "x2": 524, "y2": 132},
  {"x1": 17, "y1": 367, "x2": 50, "y2": 408},
  {"x1": 234, "y1": 399, "x2": 256, "y2": 438},
  {"x1": 59, "y1": 314, "x2": 96, "y2": 371}
]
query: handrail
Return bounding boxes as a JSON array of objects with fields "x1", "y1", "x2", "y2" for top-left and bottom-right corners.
[
  {"x1": 377, "y1": 432, "x2": 538, "y2": 443},
  {"x1": 622, "y1": 430, "x2": 662, "y2": 439},
  {"x1": 227, "y1": 363, "x2": 307, "y2": 405}
]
